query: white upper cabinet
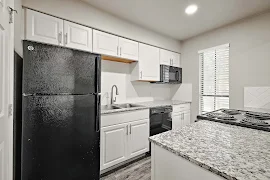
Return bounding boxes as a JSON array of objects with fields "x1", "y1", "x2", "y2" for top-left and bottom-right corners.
[
  {"x1": 160, "y1": 49, "x2": 171, "y2": 66},
  {"x1": 118, "y1": 37, "x2": 139, "y2": 61},
  {"x1": 64, "y1": 21, "x2": 92, "y2": 52},
  {"x1": 93, "y1": 30, "x2": 118, "y2": 56},
  {"x1": 160, "y1": 49, "x2": 181, "y2": 67},
  {"x1": 172, "y1": 52, "x2": 181, "y2": 67},
  {"x1": 93, "y1": 30, "x2": 139, "y2": 61},
  {"x1": 25, "y1": 9, "x2": 63, "y2": 46},
  {"x1": 25, "y1": 9, "x2": 93, "y2": 52},
  {"x1": 139, "y1": 43, "x2": 160, "y2": 81}
]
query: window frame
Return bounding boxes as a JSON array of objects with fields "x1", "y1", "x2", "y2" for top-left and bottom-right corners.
[{"x1": 198, "y1": 43, "x2": 230, "y2": 114}]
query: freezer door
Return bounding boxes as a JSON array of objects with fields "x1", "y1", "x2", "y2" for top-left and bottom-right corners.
[
  {"x1": 23, "y1": 40, "x2": 101, "y2": 94},
  {"x1": 22, "y1": 95, "x2": 100, "y2": 180}
]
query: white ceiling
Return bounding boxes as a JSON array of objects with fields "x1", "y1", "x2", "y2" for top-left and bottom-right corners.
[{"x1": 82, "y1": 0, "x2": 270, "y2": 40}]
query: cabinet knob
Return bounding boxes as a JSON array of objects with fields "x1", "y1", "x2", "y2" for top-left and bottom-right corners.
[
  {"x1": 126, "y1": 125, "x2": 128, "y2": 135},
  {"x1": 64, "y1": 33, "x2": 68, "y2": 45}
]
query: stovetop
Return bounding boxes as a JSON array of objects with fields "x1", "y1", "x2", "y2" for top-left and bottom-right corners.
[{"x1": 197, "y1": 109, "x2": 270, "y2": 132}]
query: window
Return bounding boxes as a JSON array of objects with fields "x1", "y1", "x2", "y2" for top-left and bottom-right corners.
[{"x1": 199, "y1": 44, "x2": 229, "y2": 114}]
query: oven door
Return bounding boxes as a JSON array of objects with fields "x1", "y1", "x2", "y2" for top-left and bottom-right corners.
[
  {"x1": 169, "y1": 67, "x2": 182, "y2": 83},
  {"x1": 150, "y1": 111, "x2": 172, "y2": 136}
]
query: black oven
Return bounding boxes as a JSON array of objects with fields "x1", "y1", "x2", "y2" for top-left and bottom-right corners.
[
  {"x1": 160, "y1": 65, "x2": 182, "y2": 84},
  {"x1": 149, "y1": 106, "x2": 172, "y2": 152},
  {"x1": 150, "y1": 106, "x2": 172, "y2": 136}
]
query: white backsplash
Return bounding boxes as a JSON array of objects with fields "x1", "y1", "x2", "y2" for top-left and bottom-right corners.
[
  {"x1": 101, "y1": 60, "x2": 173, "y2": 105},
  {"x1": 244, "y1": 87, "x2": 270, "y2": 109}
]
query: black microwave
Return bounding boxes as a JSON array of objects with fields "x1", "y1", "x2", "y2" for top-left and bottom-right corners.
[{"x1": 159, "y1": 65, "x2": 182, "y2": 84}]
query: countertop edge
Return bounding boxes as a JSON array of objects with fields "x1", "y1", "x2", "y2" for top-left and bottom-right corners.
[
  {"x1": 149, "y1": 138, "x2": 234, "y2": 180},
  {"x1": 101, "y1": 106, "x2": 149, "y2": 115},
  {"x1": 101, "y1": 100, "x2": 191, "y2": 115}
]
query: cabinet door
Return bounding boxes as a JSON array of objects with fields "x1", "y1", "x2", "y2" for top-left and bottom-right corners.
[
  {"x1": 160, "y1": 49, "x2": 171, "y2": 66},
  {"x1": 172, "y1": 114, "x2": 182, "y2": 130},
  {"x1": 172, "y1": 52, "x2": 181, "y2": 67},
  {"x1": 93, "y1": 30, "x2": 118, "y2": 56},
  {"x1": 128, "y1": 119, "x2": 149, "y2": 159},
  {"x1": 100, "y1": 123, "x2": 128, "y2": 170},
  {"x1": 119, "y1": 37, "x2": 139, "y2": 61},
  {"x1": 139, "y1": 43, "x2": 160, "y2": 81},
  {"x1": 183, "y1": 111, "x2": 191, "y2": 126},
  {"x1": 25, "y1": 9, "x2": 63, "y2": 46},
  {"x1": 64, "y1": 21, "x2": 92, "y2": 52}
]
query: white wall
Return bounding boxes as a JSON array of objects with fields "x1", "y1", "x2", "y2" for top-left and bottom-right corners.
[
  {"x1": 14, "y1": 0, "x2": 23, "y2": 56},
  {"x1": 181, "y1": 11, "x2": 270, "y2": 121},
  {"x1": 101, "y1": 60, "x2": 172, "y2": 105},
  {"x1": 22, "y1": 0, "x2": 181, "y2": 52}
]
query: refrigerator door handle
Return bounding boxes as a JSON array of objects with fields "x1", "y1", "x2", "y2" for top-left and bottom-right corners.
[
  {"x1": 95, "y1": 95, "x2": 101, "y2": 132},
  {"x1": 96, "y1": 56, "x2": 101, "y2": 93}
]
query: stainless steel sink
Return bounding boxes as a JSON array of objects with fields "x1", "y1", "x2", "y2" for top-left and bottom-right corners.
[
  {"x1": 113, "y1": 103, "x2": 142, "y2": 109},
  {"x1": 101, "y1": 105, "x2": 121, "y2": 111}
]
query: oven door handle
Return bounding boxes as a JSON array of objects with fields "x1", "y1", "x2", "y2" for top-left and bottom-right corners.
[{"x1": 151, "y1": 112, "x2": 165, "y2": 115}]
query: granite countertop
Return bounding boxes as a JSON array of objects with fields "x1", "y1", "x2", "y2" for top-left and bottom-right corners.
[
  {"x1": 149, "y1": 121, "x2": 270, "y2": 180},
  {"x1": 101, "y1": 100, "x2": 190, "y2": 115},
  {"x1": 135, "y1": 100, "x2": 190, "y2": 108},
  {"x1": 101, "y1": 105, "x2": 148, "y2": 115}
]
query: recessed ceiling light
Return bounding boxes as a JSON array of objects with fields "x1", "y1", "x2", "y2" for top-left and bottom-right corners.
[{"x1": 185, "y1": 4, "x2": 198, "y2": 15}]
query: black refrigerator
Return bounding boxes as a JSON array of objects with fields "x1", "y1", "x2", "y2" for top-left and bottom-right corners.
[{"x1": 22, "y1": 41, "x2": 101, "y2": 180}]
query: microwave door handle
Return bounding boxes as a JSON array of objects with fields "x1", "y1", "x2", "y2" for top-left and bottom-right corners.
[{"x1": 175, "y1": 71, "x2": 179, "y2": 81}]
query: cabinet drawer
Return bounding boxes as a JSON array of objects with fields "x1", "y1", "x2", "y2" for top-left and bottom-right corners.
[
  {"x1": 173, "y1": 103, "x2": 190, "y2": 113},
  {"x1": 101, "y1": 109, "x2": 149, "y2": 127}
]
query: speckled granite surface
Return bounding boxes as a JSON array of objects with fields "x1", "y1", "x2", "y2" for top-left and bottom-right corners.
[
  {"x1": 149, "y1": 121, "x2": 270, "y2": 180},
  {"x1": 101, "y1": 100, "x2": 190, "y2": 114},
  {"x1": 135, "y1": 100, "x2": 190, "y2": 108}
]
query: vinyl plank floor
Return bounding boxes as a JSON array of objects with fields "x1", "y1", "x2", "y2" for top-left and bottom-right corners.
[{"x1": 100, "y1": 157, "x2": 151, "y2": 180}]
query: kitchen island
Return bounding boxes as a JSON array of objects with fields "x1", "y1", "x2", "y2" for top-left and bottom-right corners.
[{"x1": 149, "y1": 121, "x2": 270, "y2": 180}]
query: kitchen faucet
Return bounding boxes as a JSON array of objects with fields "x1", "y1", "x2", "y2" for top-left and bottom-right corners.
[{"x1": 111, "y1": 85, "x2": 119, "y2": 104}]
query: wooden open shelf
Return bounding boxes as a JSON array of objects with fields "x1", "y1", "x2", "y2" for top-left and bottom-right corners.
[{"x1": 101, "y1": 55, "x2": 138, "y2": 64}]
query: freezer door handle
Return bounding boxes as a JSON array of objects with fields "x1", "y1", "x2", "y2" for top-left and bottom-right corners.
[
  {"x1": 96, "y1": 56, "x2": 101, "y2": 93},
  {"x1": 95, "y1": 95, "x2": 101, "y2": 132}
]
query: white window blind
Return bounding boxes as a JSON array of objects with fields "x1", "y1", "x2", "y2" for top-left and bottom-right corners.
[{"x1": 199, "y1": 44, "x2": 230, "y2": 114}]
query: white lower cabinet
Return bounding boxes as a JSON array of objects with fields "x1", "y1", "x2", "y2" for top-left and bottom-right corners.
[
  {"x1": 172, "y1": 104, "x2": 191, "y2": 130},
  {"x1": 100, "y1": 123, "x2": 128, "y2": 170},
  {"x1": 100, "y1": 110, "x2": 149, "y2": 171},
  {"x1": 183, "y1": 111, "x2": 191, "y2": 126},
  {"x1": 172, "y1": 114, "x2": 182, "y2": 129},
  {"x1": 128, "y1": 119, "x2": 149, "y2": 158}
]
